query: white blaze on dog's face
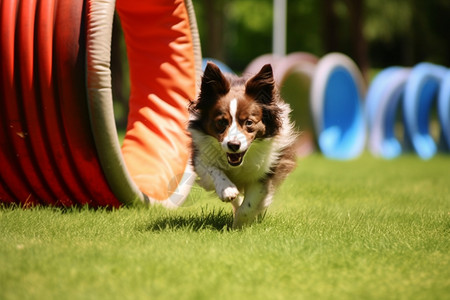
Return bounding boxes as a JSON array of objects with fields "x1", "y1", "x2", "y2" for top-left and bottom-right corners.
[
  {"x1": 221, "y1": 98, "x2": 248, "y2": 156},
  {"x1": 195, "y1": 62, "x2": 278, "y2": 167}
]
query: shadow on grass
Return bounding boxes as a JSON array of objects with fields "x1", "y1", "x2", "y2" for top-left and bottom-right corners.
[{"x1": 144, "y1": 208, "x2": 233, "y2": 232}]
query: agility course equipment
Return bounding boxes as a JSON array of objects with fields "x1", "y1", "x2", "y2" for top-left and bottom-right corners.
[
  {"x1": 403, "y1": 63, "x2": 448, "y2": 159},
  {"x1": 365, "y1": 67, "x2": 411, "y2": 159},
  {"x1": 439, "y1": 71, "x2": 450, "y2": 150},
  {"x1": 246, "y1": 53, "x2": 449, "y2": 160},
  {"x1": 367, "y1": 63, "x2": 450, "y2": 159},
  {"x1": 0, "y1": 0, "x2": 201, "y2": 207},
  {"x1": 310, "y1": 53, "x2": 366, "y2": 160}
]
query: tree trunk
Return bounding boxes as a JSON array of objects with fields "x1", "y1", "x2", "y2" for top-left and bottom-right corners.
[
  {"x1": 203, "y1": 0, "x2": 226, "y2": 61},
  {"x1": 345, "y1": 0, "x2": 369, "y2": 81},
  {"x1": 321, "y1": 0, "x2": 338, "y2": 53}
]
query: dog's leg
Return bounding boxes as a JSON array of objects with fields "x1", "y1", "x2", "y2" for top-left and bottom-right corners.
[
  {"x1": 210, "y1": 167, "x2": 240, "y2": 202},
  {"x1": 231, "y1": 194, "x2": 244, "y2": 215},
  {"x1": 232, "y1": 181, "x2": 273, "y2": 229},
  {"x1": 194, "y1": 160, "x2": 240, "y2": 202}
]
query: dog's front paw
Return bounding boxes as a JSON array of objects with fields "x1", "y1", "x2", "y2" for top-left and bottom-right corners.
[{"x1": 218, "y1": 186, "x2": 240, "y2": 202}]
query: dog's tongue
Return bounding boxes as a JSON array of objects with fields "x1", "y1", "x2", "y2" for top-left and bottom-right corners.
[{"x1": 227, "y1": 152, "x2": 245, "y2": 166}]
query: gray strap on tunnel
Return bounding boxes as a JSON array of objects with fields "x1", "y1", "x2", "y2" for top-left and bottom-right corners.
[{"x1": 86, "y1": 0, "x2": 145, "y2": 206}]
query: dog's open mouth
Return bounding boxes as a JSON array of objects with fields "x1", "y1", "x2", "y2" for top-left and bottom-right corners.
[{"x1": 226, "y1": 151, "x2": 246, "y2": 166}]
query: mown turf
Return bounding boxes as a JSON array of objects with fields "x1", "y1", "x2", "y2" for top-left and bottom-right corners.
[{"x1": 0, "y1": 154, "x2": 449, "y2": 300}]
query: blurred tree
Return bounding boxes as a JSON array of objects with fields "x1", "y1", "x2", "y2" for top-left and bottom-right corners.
[
  {"x1": 345, "y1": 0, "x2": 369, "y2": 79},
  {"x1": 366, "y1": 0, "x2": 450, "y2": 67},
  {"x1": 202, "y1": 0, "x2": 228, "y2": 61},
  {"x1": 321, "y1": 0, "x2": 369, "y2": 79},
  {"x1": 365, "y1": 0, "x2": 414, "y2": 67},
  {"x1": 322, "y1": 0, "x2": 338, "y2": 52},
  {"x1": 285, "y1": 0, "x2": 322, "y2": 56},
  {"x1": 194, "y1": 0, "x2": 274, "y2": 72},
  {"x1": 192, "y1": 0, "x2": 450, "y2": 72}
]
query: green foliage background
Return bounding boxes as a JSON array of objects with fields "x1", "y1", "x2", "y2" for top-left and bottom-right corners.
[{"x1": 192, "y1": 0, "x2": 450, "y2": 72}]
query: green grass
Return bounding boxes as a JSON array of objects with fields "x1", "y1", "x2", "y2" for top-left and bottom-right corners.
[{"x1": 1, "y1": 154, "x2": 449, "y2": 300}]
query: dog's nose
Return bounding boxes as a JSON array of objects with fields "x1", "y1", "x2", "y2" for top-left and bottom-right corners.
[{"x1": 227, "y1": 140, "x2": 241, "y2": 152}]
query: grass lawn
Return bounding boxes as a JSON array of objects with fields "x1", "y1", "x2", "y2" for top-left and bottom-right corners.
[{"x1": 1, "y1": 154, "x2": 449, "y2": 299}]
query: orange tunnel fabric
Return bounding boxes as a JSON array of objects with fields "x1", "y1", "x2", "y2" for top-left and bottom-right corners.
[
  {"x1": 117, "y1": 0, "x2": 196, "y2": 201},
  {"x1": 0, "y1": 0, "x2": 199, "y2": 206}
]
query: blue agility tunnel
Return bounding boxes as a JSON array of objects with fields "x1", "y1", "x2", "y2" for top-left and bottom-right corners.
[
  {"x1": 365, "y1": 67, "x2": 410, "y2": 159},
  {"x1": 403, "y1": 63, "x2": 447, "y2": 159},
  {"x1": 310, "y1": 53, "x2": 366, "y2": 160},
  {"x1": 438, "y1": 70, "x2": 450, "y2": 151}
]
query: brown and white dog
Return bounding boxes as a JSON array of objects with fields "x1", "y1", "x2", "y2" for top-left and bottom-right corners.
[{"x1": 188, "y1": 62, "x2": 297, "y2": 229}]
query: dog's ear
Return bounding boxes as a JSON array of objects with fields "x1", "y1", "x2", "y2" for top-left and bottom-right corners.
[
  {"x1": 245, "y1": 64, "x2": 275, "y2": 104},
  {"x1": 198, "y1": 62, "x2": 230, "y2": 106}
]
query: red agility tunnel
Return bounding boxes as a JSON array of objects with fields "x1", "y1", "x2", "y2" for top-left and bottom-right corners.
[{"x1": 0, "y1": 0, "x2": 201, "y2": 207}]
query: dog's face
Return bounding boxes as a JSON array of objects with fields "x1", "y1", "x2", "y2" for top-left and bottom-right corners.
[{"x1": 192, "y1": 62, "x2": 281, "y2": 167}]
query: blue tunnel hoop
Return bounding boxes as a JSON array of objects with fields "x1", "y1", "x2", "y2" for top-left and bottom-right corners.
[
  {"x1": 438, "y1": 70, "x2": 450, "y2": 151},
  {"x1": 366, "y1": 67, "x2": 410, "y2": 159},
  {"x1": 310, "y1": 53, "x2": 366, "y2": 160},
  {"x1": 403, "y1": 63, "x2": 447, "y2": 159}
]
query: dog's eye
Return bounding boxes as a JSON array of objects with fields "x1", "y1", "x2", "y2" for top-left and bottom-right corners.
[
  {"x1": 216, "y1": 119, "x2": 229, "y2": 133},
  {"x1": 244, "y1": 119, "x2": 255, "y2": 132}
]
